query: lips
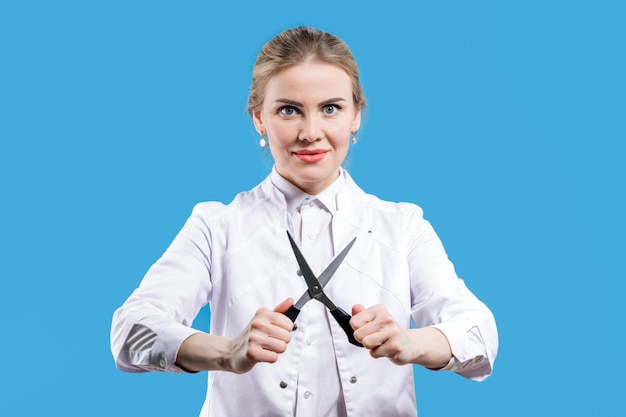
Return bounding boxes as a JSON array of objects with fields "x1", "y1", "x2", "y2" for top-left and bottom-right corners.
[{"x1": 293, "y1": 149, "x2": 328, "y2": 163}]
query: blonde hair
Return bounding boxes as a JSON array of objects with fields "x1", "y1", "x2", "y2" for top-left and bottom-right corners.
[{"x1": 247, "y1": 26, "x2": 367, "y2": 117}]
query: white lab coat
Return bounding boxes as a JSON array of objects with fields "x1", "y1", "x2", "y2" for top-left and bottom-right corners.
[{"x1": 111, "y1": 169, "x2": 498, "y2": 417}]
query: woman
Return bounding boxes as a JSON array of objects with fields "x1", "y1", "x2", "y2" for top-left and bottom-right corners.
[{"x1": 111, "y1": 26, "x2": 498, "y2": 417}]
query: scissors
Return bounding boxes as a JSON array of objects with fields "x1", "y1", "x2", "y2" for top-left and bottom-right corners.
[{"x1": 283, "y1": 230, "x2": 363, "y2": 347}]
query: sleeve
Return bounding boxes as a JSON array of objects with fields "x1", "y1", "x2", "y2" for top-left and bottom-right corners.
[
  {"x1": 403, "y1": 204, "x2": 499, "y2": 381},
  {"x1": 110, "y1": 202, "x2": 222, "y2": 373}
]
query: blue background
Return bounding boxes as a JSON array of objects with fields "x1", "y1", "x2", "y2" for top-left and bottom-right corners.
[{"x1": 1, "y1": 1, "x2": 624, "y2": 415}]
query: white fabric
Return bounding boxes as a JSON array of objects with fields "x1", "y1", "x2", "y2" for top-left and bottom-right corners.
[
  {"x1": 275, "y1": 171, "x2": 347, "y2": 417},
  {"x1": 111, "y1": 168, "x2": 498, "y2": 417}
]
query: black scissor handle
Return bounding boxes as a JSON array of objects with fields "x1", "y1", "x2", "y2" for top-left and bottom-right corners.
[
  {"x1": 283, "y1": 305, "x2": 300, "y2": 330},
  {"x1": 330, "y1": 307, "x2": 363, "y2": 347}
]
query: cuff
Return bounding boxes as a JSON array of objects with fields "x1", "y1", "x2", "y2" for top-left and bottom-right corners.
[
  {"x1": 429, "y1": 319, "x2": 492, "y2": 381},
  {"x1": 152, "y1": 322, "x2": 201, "y2": 374},
  {"x1": 430, "y1": 318, "x2": 475, "y2": 363}
]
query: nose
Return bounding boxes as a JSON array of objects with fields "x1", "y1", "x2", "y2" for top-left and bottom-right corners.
[{"x1": 298, "y1": 115, "x2": 323, "y2": 142}]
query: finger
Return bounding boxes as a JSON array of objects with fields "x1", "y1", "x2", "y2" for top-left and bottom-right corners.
[
  {"x1": 352, "y1": 303, "x2": 366, "y2": 316},
  {"x1": 246, "y1": 344, "x2": 281, "y2": 364},
  {"x1": 361, "y1": 329, "x2": 391, "y2": 350},
  {"x1": 271, "y1": 298, "x2": 297, "y2": 330},
  {"x1": 354, "y1": 313, "x2": 397, "y2": 347},
  {"x1": 273, "y1": 298, "x2": 294, "y2": 313},
  {"x1": 350, "y1": 304, "x2": 375, "y2": 329},
  {"x1": 369, "y1": 343, "x2": 393, "y2": 360},
  {"x1": 249, "y1": 330, "x2": 290, "y2": 356},
  {"x1": 363, "y1": 327, "x2": 409, "y2": 364},
  {"x1": 369, "y1": 338, "x2": 406, "y2": 364},
  {"x1": 268, "y1": 324, "x2": 292, "y2": 344},
  {"x1": 250, "y1": 314, "x2": 292, "y2": 343}
]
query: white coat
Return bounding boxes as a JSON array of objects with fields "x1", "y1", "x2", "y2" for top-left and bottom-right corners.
[{"x1": 111, "y1": 170, "x2": 498, "y2": 417}]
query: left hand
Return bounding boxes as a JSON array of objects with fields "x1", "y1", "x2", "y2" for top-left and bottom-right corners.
[
  {"x1": 350, "y1": 304, "x2": 414, "y2": 365},
  {"x1": 350, "y1": 304, "x2": 453, "y2": 368}
]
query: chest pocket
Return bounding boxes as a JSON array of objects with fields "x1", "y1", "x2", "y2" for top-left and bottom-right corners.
[{"x1": 322, "y1": 229, "x2": 413, "y2": 328}]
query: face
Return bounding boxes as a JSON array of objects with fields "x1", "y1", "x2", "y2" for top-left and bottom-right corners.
[{"x1": 253, "y1": 61, "x2": 361, "y2": 195}]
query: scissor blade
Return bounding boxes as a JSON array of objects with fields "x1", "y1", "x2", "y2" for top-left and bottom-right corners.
[
  {"x1": 290, "y1": 235, "x2": 357, "y2": 310},
  {"x1": 293, "y1": 288, "x2": 313, "y2": 310},
  {"x1": 317, "y1": 236, "x2": 356, "y2": 288},
  {"x1": 286, "y1": 231, "x2": 321, "y2": 295}
]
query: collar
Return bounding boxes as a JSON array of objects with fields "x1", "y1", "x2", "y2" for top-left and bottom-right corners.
[{"x1": 269, "y1": 166, "x2": 346, "y2": 215}]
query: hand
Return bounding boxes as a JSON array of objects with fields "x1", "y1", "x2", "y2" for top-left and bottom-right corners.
[
  {"x1": 350, "y1": 304, "x2": 453, "y2": 368},
  {"x1": 350, "y1": 304, "x2": 415, "y2": 365},
  {"x1": 225, "y1": 298, "x2": 294, "y2": 374}
]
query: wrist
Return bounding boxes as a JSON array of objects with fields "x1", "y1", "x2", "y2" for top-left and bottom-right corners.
[
  {"x1": 176, "y1": 333, "x2": 233, "y2": 372},
  {"x1": 408, "y1": 327, "x2": 452, "y2": 369}
]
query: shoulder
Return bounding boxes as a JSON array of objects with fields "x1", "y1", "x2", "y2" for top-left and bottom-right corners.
[
  {"x1": 343, "y1": 175, "x2": 425, "y2": 222},
  {"x1": 360, "y1": 193, "x2": 424, "y2": 218},
  {"x1": 190, "y1": 179, "x2": 271, "y2": 222},
  {"x1": 191, "y1": 201, "x2": 227, "y2": 217},
  {"x1": 337, "y1": 176, "x2": 430, "y2": 249}
]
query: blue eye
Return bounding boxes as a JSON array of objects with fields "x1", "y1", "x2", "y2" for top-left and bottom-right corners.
[
  {"x1": 322, "y1": 104, "x2": 339, "y2": 115},
  {"x1": 279, "y1": 106, "x2": 298, "y2": 116}
]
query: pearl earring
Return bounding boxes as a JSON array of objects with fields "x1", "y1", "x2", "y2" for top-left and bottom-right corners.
[
  {"x1": 259, "y1": 134, "x2": 267, "y2": 147},
  {"x1": 351, "y1": 131, "x2": 357, "y2": 145}
]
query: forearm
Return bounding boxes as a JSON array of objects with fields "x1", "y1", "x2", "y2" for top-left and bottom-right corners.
[
  {"x1": 176, "y1": 301, "x2": 294, "y2": 374},
  {"x1": 405, "y1": 209, "x2": 498, "y2": 378},
  {"x1": 404, "y1": 327, "x2": 452, "y2": 369},
  {"x1": 351, "y1": 304, "x2": 452, "y2": 368},
  {"x1": 175, "y1": 332, "x2": 236, "y2": 373}
]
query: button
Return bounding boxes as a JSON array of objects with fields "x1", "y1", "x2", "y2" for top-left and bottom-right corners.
[
  {"x1": 159, "y1": 358, "x2": 166, "y2": 367},
  {"x1": 306, "y1": 337, "x2": 313, "y2": 345},
  {"x1": 350, "y1": 376, "x2": 357, "y2": 384},
  {"x1": 296, "y1": 269, "x2": 303, "y2": 276},
  {"x1": 307, "y1": 233, "x2": 315, "y2": 240},
  {"x1": 280, "y1": 380, "x2": 288, "y2": 389},
  {"x1": 303, "y1": 391, "x2": 311, "y2": 399}
]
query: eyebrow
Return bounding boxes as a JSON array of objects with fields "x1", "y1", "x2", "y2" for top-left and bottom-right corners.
[{"x1": 273, "y1": 97, "x2": 347, "y2": 107}]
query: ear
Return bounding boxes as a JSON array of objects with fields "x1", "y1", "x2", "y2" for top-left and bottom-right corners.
[
  {"x1": 252, "y1": 109, "x2": 265, "y2": 135},
  {"x1": 351, "y1": 106, "x2": 362, "y2": 133}
]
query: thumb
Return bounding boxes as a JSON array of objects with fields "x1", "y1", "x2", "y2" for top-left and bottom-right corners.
[
  {"x1": 274, "y1": 298, "x2": 294, "y2": 314},
  {"x1": 352, "y1": 304, "x2": 366, "y2": 316}
]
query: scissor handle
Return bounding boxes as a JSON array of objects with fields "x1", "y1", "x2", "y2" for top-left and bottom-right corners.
[
  {"x1": 283, "y1": 305, "x2": 300, "y2": 330},
  {"x1": 330, "y1": 307, "x2": 364, "y2": 347}
]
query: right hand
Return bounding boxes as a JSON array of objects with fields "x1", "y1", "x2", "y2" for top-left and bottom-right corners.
[{"x1": 225, "y1": 298, "x2": 294, "y2": 374}]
